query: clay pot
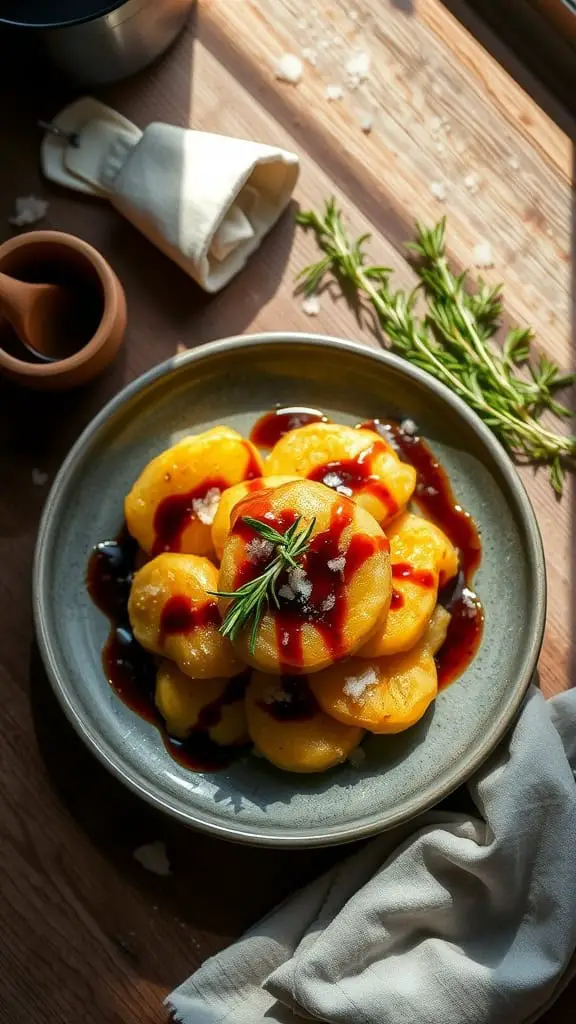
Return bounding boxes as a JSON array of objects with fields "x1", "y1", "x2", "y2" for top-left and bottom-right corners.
[{"x1": 0, "y1": 230, "x2": 126, "y2": 389}]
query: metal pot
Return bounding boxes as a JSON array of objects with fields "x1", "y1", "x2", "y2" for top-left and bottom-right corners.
[{"x1": 0, "y1": 0, "x2": 195, "y2": 86}]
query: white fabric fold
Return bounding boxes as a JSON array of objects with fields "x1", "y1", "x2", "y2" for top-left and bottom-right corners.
[
  {"x1": 167, "y1": 686, "x2": 576, "y2": 1024},
  {"x1": 40, "y1": 97, "x2": 299, "y2": 292}
]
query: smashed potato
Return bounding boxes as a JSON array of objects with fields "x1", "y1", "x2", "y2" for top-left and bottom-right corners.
[
  {"x1": 125, "y1": 426, "x2": 263, "y2": 557},
  {"x1": 155, "y1": 659, "x2": 248, "y2": 744},
  {"x1": 359, "y1": 512, "x2": 457, "y2": 658},
  {"x1": 128, "y1": 553, "x2": 241, "y2": 679},
  {"x1": 217, "y1": 479, "x2": 391, "y2": 674},
  {"x1": 310, "y1": 606, "x2": 451, "y2": 733},
  {"x1": 263, "y1": 422, "x2": 416, "y2": 525},
  {"x1": 246, "y1": 671, "x2": 364, "y2": 772},
  {"x1": 211, "y1": 475, "x2": 301, "y2": 559}
]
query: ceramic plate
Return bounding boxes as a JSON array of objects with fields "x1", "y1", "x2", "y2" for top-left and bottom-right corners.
[{"x1": 34, "y1": 334, "x2": 546, "y2": 846}]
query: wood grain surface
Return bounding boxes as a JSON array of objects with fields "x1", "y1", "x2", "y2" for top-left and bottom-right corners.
[{"x1": 0, "y1": 1, "x2": 574, "y2": 1021}]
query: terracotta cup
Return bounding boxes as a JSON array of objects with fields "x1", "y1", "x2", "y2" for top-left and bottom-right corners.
[{"x1": 0, "y1": 231, "x2": 126, "y2": 390}]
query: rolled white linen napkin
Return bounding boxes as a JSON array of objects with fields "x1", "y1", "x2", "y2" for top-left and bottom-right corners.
[
  {"x1": 40, "y1": 97, "x2": 299, "y2": 292},
  {"x1": 167, "y1": 685, "x2": 576, "y2": 1024}
]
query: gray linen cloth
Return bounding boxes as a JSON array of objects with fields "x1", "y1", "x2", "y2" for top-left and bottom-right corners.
[{"x1": 167, "y1": 686, "x2": 576, "y2": 1024}]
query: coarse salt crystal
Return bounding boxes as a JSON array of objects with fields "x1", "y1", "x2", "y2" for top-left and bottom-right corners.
[
  {"x1": 133, "y1": 841, "x2": 171, "y2": 877},
  {"x1": 400, "y1": 418, "x2": 418, "y2": 436},
  {"x1": 461, "y1": 587, "x2": 477, "y2": 609},
  {"x1": 508, "y1": 155, "x2": 520, "y2": 171},
  {"x1": 321, "y1": 593, "x2": 336, "y2": 612},
  {"x1": 430, "y1": 181, "x2": 447, "y2": 202},
  {"x1": 278, "y1": 584, "x2": 296, "y2": 601},
  {"x1": 191, "y1": 487, "x2": 221, "y2": 525},
  {"x1": 428, "y1": 115, "x2": 443, "y2": 134},
  {"x1": 246, "y1": 537, "x2": 274, "y2": 563},
  {"x1": 323, "y1": 471, "x2": 343, "y2": 489},
  {"x1": 473, "y1": 240, "x2": 494, "y2": 269},
  {"x1": 264, "y1": 511, "x2": 276, "y2": 520},
  {"x1": 302, "y1": 293, "x2": 321, "y2": 316},
  {"x1": 464, "y1": 172, "x2": 480, "y2": 194},
  {"x1": 274, "y1": 53, "x2": 303, "y2": 84},
  {"x1": 301, "y1": 47, "x2": 317, "y2": 66},
  {"x1": 360, "y1": 113, "x2": 373, "y2": 133},
  {"x1": 327, "y1": 555, "x2": 346, "y2": 572},
  {"x1": 289, "y1": 566, "x2": 313, "y2": 600},
  {"x1": 346, "y1": 51, "x2": 371, "y2": 84},
  {"x1": 32, "y1": 468, "x2": 48, "y2": 486},
  {"x1": 343, "y1": 667, "x2": 378, "y2": 700},
  {"x1": 325, "y1": 84, "x2": 344, "y2": 101},
  {"x1": 9, "y1": 195, "x2": 49, "y2": 227}
]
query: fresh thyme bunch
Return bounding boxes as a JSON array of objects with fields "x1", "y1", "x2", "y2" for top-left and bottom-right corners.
[{"x1": 296, "y1": 200, "x2": 575, "y2": 495}]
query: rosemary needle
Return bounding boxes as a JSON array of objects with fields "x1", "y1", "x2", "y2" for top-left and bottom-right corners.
[
  {"x1": 296, "y1": 200, "x2": 575, "y2": 495},
  {"x1": 212, "y1": 514, "x2": 316, "y2": 653}
]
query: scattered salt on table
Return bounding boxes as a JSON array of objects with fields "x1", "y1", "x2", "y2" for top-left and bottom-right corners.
[
  {"x1": 302, "y1": 293, "x2": 321, "y2": 316},
  {"x1": 325, "y1": 84, "x2": 344, "y2": 101},
  {"x1": 133, "y1": 841, "x2": 171, "y2": 877},
  {"x1": 274, "y1": 53, "x2": 303, "y2": 84},
  {"x1": 9, "y1": 195, "x2": 49, "y2": 227},
  {"x1": 473, "y1": 240, "x2": 494, "y2": 269}
]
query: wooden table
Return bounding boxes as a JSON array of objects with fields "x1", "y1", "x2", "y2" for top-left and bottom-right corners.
[{"x1": 0, "y1": 2, "x2": 574, "y2": 1021}]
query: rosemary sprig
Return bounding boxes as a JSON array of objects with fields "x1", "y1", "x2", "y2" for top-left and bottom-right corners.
[
  {"x1": 296, "y1": 199, "x2": 576, "y2": 494},
  {"x1": 212, "y1": 515, "x2": 315, "y2": 653}
]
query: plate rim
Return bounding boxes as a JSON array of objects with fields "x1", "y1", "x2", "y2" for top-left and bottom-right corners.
[{"x1": 33, "y1": 332, "x2": 547, "y2": 846}]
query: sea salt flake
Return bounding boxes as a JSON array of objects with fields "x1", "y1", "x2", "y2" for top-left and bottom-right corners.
[
  {"x1": 274, "y1": 53, "x2": 303, "y2": 84},
  {"x1": 133, "y1": 841, "x2": 171, "y2": 877},
  {"x1": 325, "y1": 84, "x2": 344, "y2": 101},
  {"x1": 430, "y1": 181, "x2": 447, "y2": 202},
  {"x1": 289, "y1": 566, "x2": 313, "y2": 600},
  {"x1": 302, "y1": 293, "x2": 321, "y2": 316},
  {"x1": 508, "y1": 155, "x2": 520, "y2": 171},
  {"x1": 359, "y1": 113, "x2": 373, "y2": 134},
  {"x1": 9, "y1": 195, "x2": 49, "y2": 227},
  {"x1": 323, "y1": 471, "x2": 344, "y2": 489},
  {"x1": 464, "y1": 172, "x2": 480, "y2": 194},
  {"x1": 400, "y1": 418, "x2": 418, "y2": 436},
  {"x1": 246, "y1": 537, "x2": 274, "y2": 563},
  {"x1": 191, "y1": 487, "x2": 221, "y2": 525},
  {"x1": 473, "y1": 240, "x2": 494, "y2": 269},
  {"x1": 278, "y1": 584, "x2": 296, "y2": 601},
  {"x1": 321, "y1": 593, "x2": 336, "y2": 612},
  {"x1": 345, "y1": 51, "x2": 371, "y2": 85},
  {"x1": 32, "y1": 468, "x2": 48, "y2": 486},
  {"x1": 343, "y1": 667, "x2": 378, "y2": 701},
  {"x1": 327, "y1": 555, "x2": 346, "y2": 572}
]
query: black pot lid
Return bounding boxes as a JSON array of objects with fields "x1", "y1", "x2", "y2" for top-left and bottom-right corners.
[{"x1": 0, "y1": 0, "x2": 126, "y2": 28}]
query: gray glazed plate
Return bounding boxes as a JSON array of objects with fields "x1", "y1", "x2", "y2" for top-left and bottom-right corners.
[{"x1": 34, "y1": 333, "x2": 546, "y2": 847}]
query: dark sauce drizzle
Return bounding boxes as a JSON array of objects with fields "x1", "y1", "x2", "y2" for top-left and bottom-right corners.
[
  {"x1": 250, "y1": 406, "x2": 329, "y2": 449},
  {"x1": 152, "y1": 440, "x2": 261, "y2": 555},
  {"x1": 87, "y1": 530, "x2": 249, "y2": 770},
  {"x1": 361, "y1": 419, "x2": 484, "y2": 687},
  {"x1": 257, "y1": 675, "x2": 319, "y2": 722}
]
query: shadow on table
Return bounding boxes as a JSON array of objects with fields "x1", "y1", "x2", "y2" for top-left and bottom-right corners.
[{"x1": 28, "y1": 642, "x2": 343, "y2": 942}]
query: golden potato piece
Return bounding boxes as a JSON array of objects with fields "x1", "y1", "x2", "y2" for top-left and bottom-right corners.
[
  {"x1": 264, "y1": 423, "x2": 416, "y2": 526},
  {"x1": 358, "y1": 512, "x2": 457, "y2": 658},
  {"x1": 128, "y1": 553, "x2": 242, "y2": 679},
  {"x1": 246, "y1": 671, "x2": 363, "y2": 772},
  {"x1": 125, "y1": 426, "x2": 263, "y2": 557},
  {"x1": 218, "y1": 479, "x2": 391, "y2": 674},
  {"x1": 211, "y1": 475, "x2": 301, "y2": 560},
  {"x1": 155, "y1": 659, "x2": 249, "y2": 744},
  {"x1": 310, "y1": 607, "x2": 451, "y2": 734}
]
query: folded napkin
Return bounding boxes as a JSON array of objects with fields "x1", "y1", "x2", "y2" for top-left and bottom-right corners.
[
  {"x1": 40, "y1": 98, "x2": 299, "y2": 292},
  {"x1": 167, "y1": 685, "x2": 576, "y2": 1024}
]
